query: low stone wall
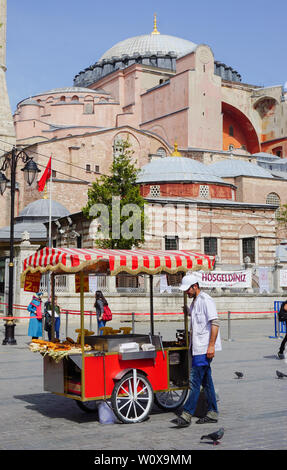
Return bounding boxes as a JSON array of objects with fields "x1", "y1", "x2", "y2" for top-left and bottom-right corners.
[{"x1": 26, "y1": 291, "x2": 283, "y2": 323}]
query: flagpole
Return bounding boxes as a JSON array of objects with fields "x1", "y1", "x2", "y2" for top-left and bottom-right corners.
[{"x1": 37, "y1": 155, "x2": 53, "y2": 308}]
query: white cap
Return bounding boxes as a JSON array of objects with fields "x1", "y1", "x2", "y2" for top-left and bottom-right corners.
[{"x1": 179, "y1": 273, "x2": 200, "y2": 291}]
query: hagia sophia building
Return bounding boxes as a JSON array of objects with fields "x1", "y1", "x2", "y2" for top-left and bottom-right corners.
[{"x1": 1, "y1": 6, "x2": 287, "y2": 279}]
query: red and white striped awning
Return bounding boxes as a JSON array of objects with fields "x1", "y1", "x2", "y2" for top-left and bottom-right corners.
[{"x1": 22, "y1": 247, "x2": 214, "y2": 276}]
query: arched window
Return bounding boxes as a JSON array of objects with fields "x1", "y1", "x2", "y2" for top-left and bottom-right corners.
[
  {"x1": 113, "y1": 137, "x2": 124, "y2": 158},
  {"x1": 60, "y1": 96, "x2": 66, "y2": 102},
  {"x1": 156, "y1": 147, "x2": 167, "y2": 158},
  {"x1": 266, "y1": 192, "x2": 280, "y2": 205},
  {"x1": 71, "y1": 95, "x2": 79, "y2": 102},
  {"x1": 266, "y1": 192, "x2": 280, "y2": 217}
]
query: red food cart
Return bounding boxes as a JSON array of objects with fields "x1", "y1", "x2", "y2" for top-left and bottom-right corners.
[{"x1": 22, "y1": 248, "x2": 214, "y2": 424}]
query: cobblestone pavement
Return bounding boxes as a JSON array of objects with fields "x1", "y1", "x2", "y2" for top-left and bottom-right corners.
[{"x1": 0, "y1": 316, "x2": 287, "y2": 452}]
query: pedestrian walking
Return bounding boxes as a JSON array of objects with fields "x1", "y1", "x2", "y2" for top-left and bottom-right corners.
[
  {"x1": 44, "y1": 296, "x2": 61, "y2": 340},
  {"x1": 171, "y1": 273, "x2": 221, "y2": 428},
  {"x1": 94, "y1": 290, "x2": 108, "y2": 335},
  {"x1": 27, "y1": 291, "x2": 43, "y2": 339}
]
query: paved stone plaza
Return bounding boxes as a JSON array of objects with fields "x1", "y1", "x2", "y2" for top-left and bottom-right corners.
[{"x1": 0, "y1": 316, "x2": 287, "y2": 451}]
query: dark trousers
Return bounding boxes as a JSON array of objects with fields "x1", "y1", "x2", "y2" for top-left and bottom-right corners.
[
  {"x1": 47, "y1": 317, "x2": 60, "y2": 340},
  {"x1": 279, "y1": 322, "x2": 287, "y2": 354},
  {"x1": 183, "y1": 364, "x2": 218, "y2": 416}
]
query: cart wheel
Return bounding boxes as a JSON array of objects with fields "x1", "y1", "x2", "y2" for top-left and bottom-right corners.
[
  {"x1": 111, "y1": 370, "x2": 154, "y2": 424},
  {"x1": 155, "y1": 388, "x2": 189, "y2": 410},
  {"x1": 74, "y1": 400, "x2": 98, "y2": 413}
]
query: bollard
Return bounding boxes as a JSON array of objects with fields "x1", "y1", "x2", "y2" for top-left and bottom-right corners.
[
  {"x1": 132, "y1": 312, "x2": 135, "y2": 334},
  {"x1": 227, "y1": 311, "x2": 233, "y2": 342},
  {"x1": 65, "y1": 310, "x2": 69, "y2": 339},
  {"x1": 89, "y1": 310, "x2": 92, "y2": 332}
]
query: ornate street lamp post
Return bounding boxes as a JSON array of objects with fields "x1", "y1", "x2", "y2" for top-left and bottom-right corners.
[{"x1": 1, "y1": 147, "x2": 40, "y2": 345}]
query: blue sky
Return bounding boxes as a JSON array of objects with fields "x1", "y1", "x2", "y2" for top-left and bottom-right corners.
[{"x1": 6, "y1": 0, "x2": 287, "y2": 112}]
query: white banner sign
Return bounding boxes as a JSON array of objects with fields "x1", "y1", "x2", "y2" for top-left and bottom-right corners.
[
  {"x1": 280, "y1": 270, "x2": 287, "y2": 287},
  {"x1": 197, "y1": 270, "x2": 252, "y2": 288},
  {"x1": 258, "y1": 267, "x2": 270, "y2": 293},
  {"x1": 160, "y1": 274, "x2": 172, "y2": 293}
]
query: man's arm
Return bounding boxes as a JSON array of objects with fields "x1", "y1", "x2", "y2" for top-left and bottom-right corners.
[{"x1": 206, "y1": 320, "x2": 219, "y2": 359}]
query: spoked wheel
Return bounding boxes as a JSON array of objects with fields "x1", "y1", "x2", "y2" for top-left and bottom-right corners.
[
  {"x1": 74, "y1": 400, "x2": 98, "y2": 413},
  {"x1": 111, "y1": 370, "x2": 154, "y2": 424},
  {"x1": 155, "y1": 388, "x2": 189, "y2": 411}
]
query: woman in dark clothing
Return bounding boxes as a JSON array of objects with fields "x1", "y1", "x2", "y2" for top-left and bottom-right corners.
[
  {"x1": 94, "y1": 290, "x2": 108, "y2": 335},
  {"x1": 278, "y1": 301, "x2": 287, "y2": 359}
]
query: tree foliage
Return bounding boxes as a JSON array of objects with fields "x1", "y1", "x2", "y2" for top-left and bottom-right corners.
[
  {"x1": 276, "y1": 204, "x2": 287, "y2": 227},
  {"x1": 82, "y1": 140, "x2": 146, "y2": 249}
]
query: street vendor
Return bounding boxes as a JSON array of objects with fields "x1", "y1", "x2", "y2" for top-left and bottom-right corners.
[
  {"x1": 171, "y1": 273, "x2": 221, "y2": 428},
  {"x1": 27, "y1": 291, "x2": 43, "y2": 339}
]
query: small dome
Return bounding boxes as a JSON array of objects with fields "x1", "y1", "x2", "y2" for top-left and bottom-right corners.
[
  {"x1": 209, "y1": 159, "x2": 273, "y2": 178},
  {"x1": 20, "y1": 98, "x2": 42, "y2": 106},
  {"x1": 40, "y1": 87, "x2": 100, "y2": 95},
  {"x1": 137, "y1": 156, "x2": 226, "y2": 184},
  {"x1": 19, "y1": 199, "x2": 70, "y2": 219},
  {"x1": 100, "y1": 33, "x2": 197, "y2": 61}
]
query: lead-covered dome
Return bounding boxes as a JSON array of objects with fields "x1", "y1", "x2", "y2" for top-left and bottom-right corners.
[
  {"x1": 137, "y1": 156, "x2": 227, "y2": 184},
  {"x1": 209, "y1": 159, "x2": 274, "y2": 178},
  {"x1": 18, "y1": 199, "x2": 70, "y2": 221},
  {"x1": 74, "y1": 17, "x2": 242, "y2": 88},
  {"x1": 100, "y1": 33, "x2": 197, "y2": 61}
]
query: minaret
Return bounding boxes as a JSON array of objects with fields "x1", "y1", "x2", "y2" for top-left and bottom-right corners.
[{"x1": 0, "y1": 0, "x2": 16, "y2": 156}]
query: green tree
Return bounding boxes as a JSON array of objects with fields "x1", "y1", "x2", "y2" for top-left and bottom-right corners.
[
  {"x1": 83, "y1": 140, "x2": 147, "y2": 248},
  {"x1": 277, "y1": 204, "x2": 287, "y2": 227}
]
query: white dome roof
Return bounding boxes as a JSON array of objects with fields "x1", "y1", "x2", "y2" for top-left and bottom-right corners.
[
  {"x1": 100, "y1": 33, "x2": 197, "y2": 61},
  {"x1": 137, "y1": 157, "x2": 226, "y2": 184},
  {"x1": 19, "y1": 199, "x2": 70, "y2": 218},
  {"x1": 210, "y1": 159, "x2": 273, "y2": 178}
]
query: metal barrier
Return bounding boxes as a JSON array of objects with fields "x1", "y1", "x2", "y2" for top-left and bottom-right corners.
[{"x1": 270, "y1": 301, "x2": 287, "y2": 338}]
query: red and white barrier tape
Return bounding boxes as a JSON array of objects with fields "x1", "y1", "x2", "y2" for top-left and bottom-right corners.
[{"x1": 0, "y1": 310, "x2": 276, "y2": 321}]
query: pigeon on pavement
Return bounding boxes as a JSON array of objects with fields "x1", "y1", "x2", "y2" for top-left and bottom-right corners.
[
  {"x1": 276, "y1": 370, "x2": 287, "y2": 379},
  {"x1": 234, "y1": 371, "x2": 244, "y2": 379},
  {"x1": 201, "y1": 428, "x2": 224, "y2": 445}
]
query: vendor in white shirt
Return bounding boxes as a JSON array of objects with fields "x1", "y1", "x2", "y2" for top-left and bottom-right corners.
[
  {"x1": 171, "y1": 273, "x2": 221, "y2": 428},
  {"x1": 44, "y1": 296, "x2": 61, "y2": 341}
]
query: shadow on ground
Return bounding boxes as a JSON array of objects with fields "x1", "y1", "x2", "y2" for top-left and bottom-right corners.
[{"x1": 14, "y1": 392, "x2": 168, "y2": 424}]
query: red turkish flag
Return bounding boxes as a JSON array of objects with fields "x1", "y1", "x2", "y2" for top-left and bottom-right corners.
[{"x1": 38, "y1": 156, "x2": 52, "y2": 192}]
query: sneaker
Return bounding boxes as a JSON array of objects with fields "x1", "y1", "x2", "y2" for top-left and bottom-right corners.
[
  {"x1": 196, "y1": 416, "x2": 218, "y2": 424},
  {"x1": 278, "y1": 352, "x2": 285, "y2": 359},
  {"x1": 172, "y1": 416, "x2": 191, "y2": 428},
  {"x1": 170, "y1": 410, "x2": 192, "y2": 427}
]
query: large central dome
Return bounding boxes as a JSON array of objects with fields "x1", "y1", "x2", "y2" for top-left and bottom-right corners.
[
  {"x1": 100, "y1": 33, "x2": 197, "y2": 61},
  {"x1": 74, "y1": 16, "x2": 241, "y2": 88}
]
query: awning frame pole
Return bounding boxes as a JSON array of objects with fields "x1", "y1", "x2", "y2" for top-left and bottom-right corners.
[
  {"x1": 184, "y1": 291, "x2": 189, "y2": 349},
  {"x1": 51, "y1": 273, "x2": 55, "y2": 342},
  {"x1": 149, "y1": 274, "x2": 154, "y2": 336},
  {"x1": 80, "y1": 271, "x2": 85, "y2": 401}
]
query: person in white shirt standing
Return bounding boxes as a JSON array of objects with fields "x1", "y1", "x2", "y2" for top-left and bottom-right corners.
[{"x1": 171, "y1": 273, "x2": 222, "y2": 428}]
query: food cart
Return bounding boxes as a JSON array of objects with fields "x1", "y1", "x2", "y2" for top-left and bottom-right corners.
[{"x1": 22, "y1": 247, "x2": 214, "y2": 424}]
